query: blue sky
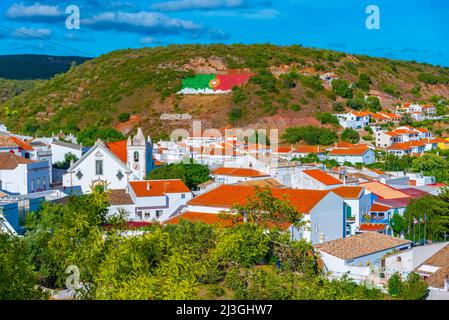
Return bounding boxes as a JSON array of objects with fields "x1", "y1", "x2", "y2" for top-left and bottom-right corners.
[{"x1": 0, "y1": 0, "x2": 447, "y2": 67}]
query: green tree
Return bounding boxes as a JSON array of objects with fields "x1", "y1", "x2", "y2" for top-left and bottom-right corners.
[
  {"x1": 332, "y1": 79, "x2": 353, "y2": 98},
  {"x1": 411, "y1": 154, "x2": 449, "y2": 183},
  {"x1": 387, "y1": 273, "x2": 403, "y2": 297},
  {"x1": 148, "y1": 163, "x2": 210, "y2": 189},
  {"x1": 0, "y1": 234, "x2": 48, "y2": 300},
  {"x1": 118, "y1": 113, "x2": 130, "y2": 123},
  {"x1": 341, "y1": 128, "x2": 360, "y2": 144}
]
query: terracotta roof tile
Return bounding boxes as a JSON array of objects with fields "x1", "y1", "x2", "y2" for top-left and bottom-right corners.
[
  {"x1": 187, "y1": 185, "x2": 330, "y2": 214},
  {"x1": 108, "y1": 189, "x2": 134, "y2": 205},
  {"x1": 370, "y1": 203, "x2": 392, "y2": 212},
  {"x1": 303, "y1": 169, "x2": 342, "y2": 186},
  {"x1": 329, "y1": 148, "x2": 369, "y2": 156},
  {"x1": 212, "y1": 167, "x2": 269, "y2": 178},
  {"x1": 129, "y1": 180, "x2": 190, "y2": 197},
  {"x1": 332, "y1": 186, "x2": 363, "y2": 199},
  {"x1": 107, "y1": 140, "x2": 127, "y2": 163},
  {"x1": 315, "y1": 232, "x2": 411, "y2": 260},
  {"x1": 0, "y1": 153, "x2": 35, "y2": 170}
]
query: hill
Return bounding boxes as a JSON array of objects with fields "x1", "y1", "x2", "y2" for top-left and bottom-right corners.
[
  {"x1": 0, "y1": 54, "x2": 91, "y2": 80},
  {"x1": 0, "y1": 78, "x2": 40, "y2": 103},
  {"x1": 1, "y1": 44, "x2": 448, "y2": 140}
]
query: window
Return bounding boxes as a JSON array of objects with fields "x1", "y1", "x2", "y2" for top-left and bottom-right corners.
[
  {"x1": 134, "y1": 151, "x2": 139, "y2": 162},
  {"x1": 144, "y1": 211, "x2": 151, "y2": 220},
  {"x1": 116, "y1": 171, "x2": 124, "y2": 180},
  {"x1": 156, "y1": 210, "x2": 163, "y2": 219},
  {"x1": 76, "y1": 170, "x2": 83, "y2": 180},
  {"x1": 42, "y1": 177, "x2": 47, "y2": 190},
  {"x1": 30, "y1": 179, "x2": 34, "y2": 192},
  {"x1": 397, "y1": 256, "x2": 402, "y2": 262},
  {"x1": 96, "y1": 160, "x2": 103, "y2": 175},
  {"x1": 181, "y1": 194, "x2": 186, "y2": 199},
  {"x1": 37, "y1": 178, "x2": 40, "y2": 189}
]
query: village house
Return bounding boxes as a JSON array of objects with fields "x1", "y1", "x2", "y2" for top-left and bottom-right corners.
[
  {"x1": 63, "y1": 128, "x2": 154, "y2": 194},
  {"x1": 108, "y1": 179, "x2": 192, "y2": 223},
  {"x1": 327, "y1": 147, "x2": 375, "y2": 165},
  {"x1": 334, "y1": 111, "x2": 373, "y2": 130},
  {"x1": 290, "y1": 145, "x2": 326, "y2": 161},
  {"x1": 371, "y1": 112, "x2": 402, "y2": 124},
  {"x1": 292, "y1": 169, "x2": 343, "y2": 190},
  {"x1": 180, "y1": 184, "x2": 345, "y2": 244},
  {"x1": 375, "y1": 126, "x2": 433, "y2": 148},
  {"x1": 0, "y1": 153, "x2": 51, "y2": 195},
  {"x1": 315, "y1": 232, "x2": 412, "y2": 284},
  {"x1": 51, "y1": 140, "x2": 84, "y2": 164},
  {"x1": 211, "y1": 167, "x2": 270, "y2": 185}
]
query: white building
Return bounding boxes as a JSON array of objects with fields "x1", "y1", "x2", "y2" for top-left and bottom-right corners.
[
  {"x1": 108, "y1": 179, "x2": 192, "y2": 223},
  {"x1": 51, "y1": 140, "x2": 84, "y2": 164},
  {"x1": 315, "y1": 232, "x2": 412, "y2": 283},
  {"x1": 63, "y1": 128, "x2": 154, "y2": 194},
  {"x1": 0, "y1": 153, "x2": 51, "y2": 195},
  {"x1": 328, "y1": 148, "x2": 375, "y2": 165},
  {"x1": 211, "y1": 167, "x2": 270, "y2": 185},
  {"x1": 335, "y1": 111, "x2": 372, "y2": 130},
  {"x1": 292, "y1": 169, "x2": 343, "y2": 190}
]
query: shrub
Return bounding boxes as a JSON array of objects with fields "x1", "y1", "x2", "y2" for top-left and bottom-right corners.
[
  {"x1": 118, "y1": 113, "x2": 130, "y2": 123},
  {"x1": 332, "y1": 79, "x2": 353, "y2": 98},
  {"x1": 341, "y1": 128, "x2": 360, "y2": 144}
]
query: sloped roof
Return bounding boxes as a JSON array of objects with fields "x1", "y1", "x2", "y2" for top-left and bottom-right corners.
[
  {"x1": 107, "y1": 140, "x2": 128, "y2": 163},
  {"x1": 212, "y1": 167, "x2": 269, "y2": 178},
  {"x1": 303, "y1": 169, "x2": 343, "y2": 186},
  {"x1": 361, "y1": 182, "x2": 410, "y2": 200},
  {"x1": 187, "y1": 185, "x2": 331, "y2": 214},
  {"x1": 0, "y1": 153, "x2": 35, "y2": 170},
  {"x1": 329, "y1": 148, "x2": 370, "y2": 156},
  {"x1": 108, "y1": 189, "x2": 134, "y2": 205},
  {"x1": 129, "y1": 180, "x2": 190, "y2": 197},
  {"x1": 315, "y1": 232, "x2": 411, "y2": 260},
  {"x1": 332, "y1": 186, "x2": 363, "y2": 199}
]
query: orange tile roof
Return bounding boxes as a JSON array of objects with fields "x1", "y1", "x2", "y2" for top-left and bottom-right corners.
[
  {"x1": 107, "y1": 140, "x2": 127, "y2": 163},
  {"x1": 187, "y1": 185, "x2": 330, "y2": 214},
  {"x1": 274, "y1": 147, "x2": 293, "y2": 153},
  {"x1": 368, "y1": 168, "x2": 385, "y2": 175},
  {"x1": 387, "y1": 140, "x2": 426, "y2": 151},
  {"x1": 329, "y1": 148, "x2": 369, "y2": 156},
  {"x1": 294, "y1": 145, "x2": 321, "y2": 154},
  {"x1": 10, "y1": 137, "x2": 33, "y2": 151},
  {"x1": 351, "y1": 111, "x2": 373, "y2": 117},
  {"x1": 212, "y1": 167, "x2": 269, "y2": 178},
  {"x1": 359, "y1": 224, "x2": 387, "y2": 232},
  {"x1": 332, "y1": 186, "x2": 363, "y2": 199},
  {"x1": 129, "y1": 180, "x2": 190, "y2": 197},
  {"x1": 334, "y1": 141, "x2": 356, "y2": 148},
  {"x1": 302, "y1": 169, "x2": 342, "y2": 186},
  {"x1": 370, "y1": 203, "x2": 392, "y2": 212},
  {"x1": 166, "y1": 212, "x2": 236, "y2": 228},
  {"x1": 415, "y1": 127, "x2": 429, "y2": 133},
  {"x1": 361, "y1": 182, "x2": 410, "y2": 200}
]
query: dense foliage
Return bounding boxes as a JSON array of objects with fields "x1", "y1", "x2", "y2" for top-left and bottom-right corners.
[
  {"x1": 148, "y1": 163, "x2": 211, "y2": 189},
  {"x1": 282, "y1": 125, "x2": 338, "y2": 145}
]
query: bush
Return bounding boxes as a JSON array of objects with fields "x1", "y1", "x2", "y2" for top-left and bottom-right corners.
[
  {"x1": 333, "y1": 102, "x2": 345, "y2": 112},
  {"x1": 229, "y1": 108, "x2": 243, "y2": 124},
  {"x1": 316, "y1": 112, "x2": 338, "y2": 125},
  {"x1": 341, "y1": 128, "x2": 360, "y2": 144},
  {"x1": 282, "y1": 126, "x2": 338, "y2": 145},
  {"x1": 118, "y1": 113, "x2": 130, "y2": 123},
  {"x1": 332, "y1": 79, "x2": 353, "y2": 98},
  {"x1": 290, "y1": 103, "x2": 301, "y2": 111}
]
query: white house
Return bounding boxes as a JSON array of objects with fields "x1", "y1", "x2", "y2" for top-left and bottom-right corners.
[
  {"x1": 180, "y1": 185, "x2": 345, "y2": 244},
  {"x1": 63, "y1": 128, "x2": 154, "y2": 194},
  {"x1": 292, "y1": 169, "x2": 343, "y2": 190},
  {"x1": 315, "y1": 232, "x2": 412, "y2": 283},
  {"x1": 211, "y1": 167, "x2": 270, "y2": 185},
  {"x1": 328, "y1": 148, "x2": 375, "y2": 165},
  {"x1": 51, "y1": 140, "x2": 84, "y2": 164},
  {"x1": 0, "y1": 153, "x2": 51, "y2": 195},
  {"x1": 108, "y1": 179, "x2": 192, "y2": 223},
  {"x1": 332, "y1": 186, "x2": 373, "y2": 236},
  {"x1": 335, "y1": 111, "x2": 373, "y2": 130}
]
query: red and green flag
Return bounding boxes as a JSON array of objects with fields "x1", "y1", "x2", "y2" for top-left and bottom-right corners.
[{"x1": 181, "y1": 73, "x2": 252, "y2": 94}]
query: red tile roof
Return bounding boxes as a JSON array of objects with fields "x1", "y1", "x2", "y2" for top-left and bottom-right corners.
[
  {"x1": 329, "y1": 148, "x2": 369, "y2": 156},
  {"x1": 370, "y1": 203, "x2": 392, "y2": 212},
  {"x1": 187, "y1": 185, "x2": 331, "y2": 214},
  {"x1": 332, "y1": 186, "x2": 363, "y2": 199},
  {"x1": 10, "y1": 137, "x2": 33, "y2": 151},
  {"x1": 166, "y1": 212, "x2": 236, "y2": 228},
  {"x1": 129, "y1": 180, "x2": 190, "y2": 197},
  {"x1": 359, "y1": 224, "x2": 387, "y2": 232},
  {"x1": 294, "y1": 145, "x2": 321, "y2": 154},
  {"x1": 107, "y1": 140, "x2": 127, "y2": 163},
  {"x1": 0, "y1": 152, "x2": 35, "y2": 170},
  {"x1": 212, "y1": 167, "x2": 269, "y2": 178},
  {"x1": 302, "y1": 169, "x2": 343, "y2": 186}
]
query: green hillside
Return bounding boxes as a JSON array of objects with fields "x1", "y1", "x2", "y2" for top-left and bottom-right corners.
[{"x1": 1, "y1": 44, "x2": 448, "y2": 138}]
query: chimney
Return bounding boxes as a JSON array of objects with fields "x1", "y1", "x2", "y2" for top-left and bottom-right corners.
[{"x1": 146, "y1": 182, "x2": 151, "y2": 191}]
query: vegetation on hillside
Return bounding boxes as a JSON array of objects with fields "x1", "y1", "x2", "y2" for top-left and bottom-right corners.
[
  {"x1": 1, "y1": 44, "x2": 448, "y2": 138},
  {"x1": 148, "y1": 163, "x2": 211, "y2": 189}
]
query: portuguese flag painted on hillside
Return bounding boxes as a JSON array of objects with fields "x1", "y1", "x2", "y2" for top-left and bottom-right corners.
[{"x1": 180, "y1": 73, "x2": 253, "y2": 94}]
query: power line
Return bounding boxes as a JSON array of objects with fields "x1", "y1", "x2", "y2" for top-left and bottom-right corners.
[{"x1": 0, "y1": 24, "x2": 95, "y2": 57}]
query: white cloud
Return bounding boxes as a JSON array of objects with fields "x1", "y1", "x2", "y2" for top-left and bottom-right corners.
[
  {"x1": 244, "y1": 9, "x2": 279, "y2": 19},
  {"x1": 13, "y1": 27, "x2": 52, "y2": 39},
  {"x1": 83, "y1": 11, "x2": 202, "y2": 34},
  {"x1": 6, "y1": 3, "x2": 62, "y2": 19},
  {"x1": 151, "y1": 0, "x2": 244, "y2": 12}
]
